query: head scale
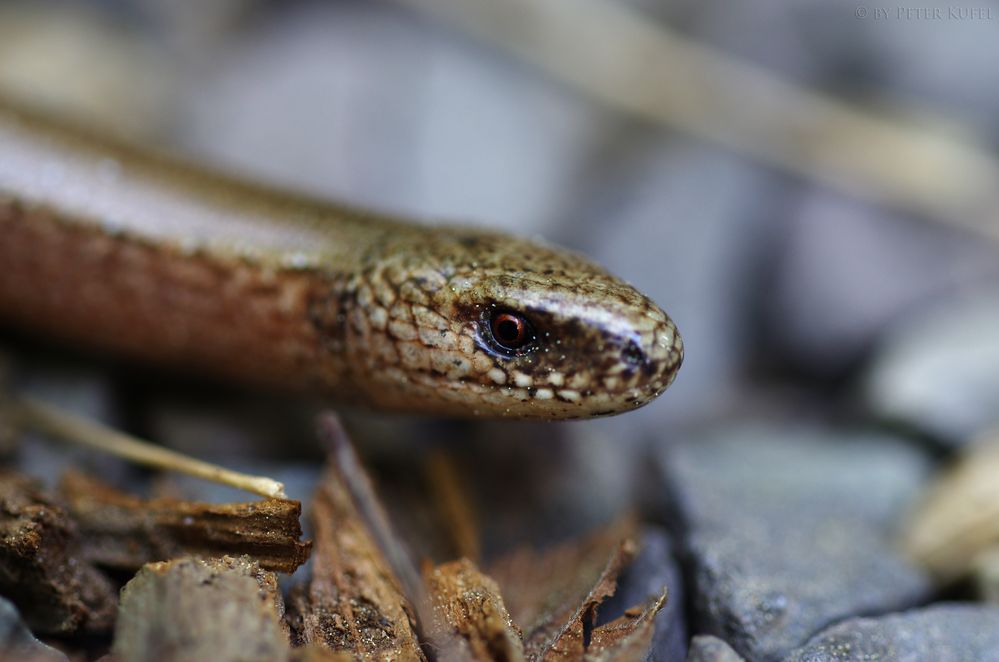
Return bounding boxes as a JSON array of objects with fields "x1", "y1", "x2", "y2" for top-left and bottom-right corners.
[{"x1": 328, "y1": 227, "x2": 682, "y2": 419}]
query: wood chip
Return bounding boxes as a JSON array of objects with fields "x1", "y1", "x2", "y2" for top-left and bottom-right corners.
[
  {"x1": 424, "y1": 558, "x2": 524, "y2": 661},
  {"x1": 59, "y1": 470, "x2": 311, "y2": 574},
  {"x1": 286, "y1": 456, "x2": 424, "y2": 661},
  {"x1": 0, "y1": 470, "x2": 116, "y2": 635},
  {"x1": 113, "y1": 555, "x2": 291, "y2": 662},
  {"x1": 489, "y1": 519, "x2": 644, "y2": 661}
]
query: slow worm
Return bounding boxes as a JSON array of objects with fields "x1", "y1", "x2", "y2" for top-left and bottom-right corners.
[{"x1": 0, "y1": 100, "x2": 682, "y2": 419}]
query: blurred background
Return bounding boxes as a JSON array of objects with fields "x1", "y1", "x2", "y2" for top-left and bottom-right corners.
[
  {"x1": 4, "y1": 0, "x2": 999, "y2": 550},
  {"x1": 4, "y1": 0, "x2": 999, "y2": 657}
]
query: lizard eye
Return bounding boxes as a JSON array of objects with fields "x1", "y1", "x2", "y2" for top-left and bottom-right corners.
[{"x1": 485, "y1": 310, "x2": 536, "y2": 354}]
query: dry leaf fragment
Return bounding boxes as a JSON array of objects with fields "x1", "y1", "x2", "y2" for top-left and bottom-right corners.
[
  {"x1": 585, "y1": 591, "x2": 667, "y2": 662},
  {"x1": 286, "y1": 453, "x2": 424, "y2": 661},
  {"x1": 60, "y1": 469, "x2": 311, "y2": 574},
  {"x1": 489, "y1": 519, "x2": 643, "y2": 661},
  {"x1": 425, "y1": 558, "x2": 524, "y2": 662}
]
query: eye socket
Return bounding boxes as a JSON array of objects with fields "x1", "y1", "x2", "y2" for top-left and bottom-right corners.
[{"x1": 487, "y1": 310, "x2": 536, "y2": 353}]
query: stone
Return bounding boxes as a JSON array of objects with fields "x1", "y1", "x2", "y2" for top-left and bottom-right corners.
[
  {"x1": 863, "y1": 288, "x2": 999, "y2": 445},
  {"x1": 785, "y1": 604, "x2": 999, "y2": 662},
  {"x1": 659, "y1": 423, "x2": 933, "y2": 661},
  {"x1": 686, "y1": 635, "x2": 746, "y2": 662},
  {"x1": 764, "y1": 191, "x2": 999, "y2": 379},
  {"x1": 180, "y1": 0, "x2": 595, "y2": 239},
  {"x1": 0, "y1": 596, "x2": 68, "y2": 661}
]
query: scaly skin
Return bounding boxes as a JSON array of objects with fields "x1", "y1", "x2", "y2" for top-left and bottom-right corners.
[{"x1": 0, "y1": 100, "x2": 682, "y2": 419}]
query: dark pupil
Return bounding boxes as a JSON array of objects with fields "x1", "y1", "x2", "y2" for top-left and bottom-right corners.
[
  {"x1": 496, "y1": 318, "x2": 521, "y2": 342},
  {"x1": 491, "y1": 312, "x2": 529, "y2": 349}
]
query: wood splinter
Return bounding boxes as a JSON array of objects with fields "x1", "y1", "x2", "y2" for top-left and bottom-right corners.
[{"x1": 61, "y1": 470, "x2": 311, "y2": 574}]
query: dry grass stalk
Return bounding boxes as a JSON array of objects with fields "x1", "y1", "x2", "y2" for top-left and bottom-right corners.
[
  {"x1": 13, "y1": 396, "x2": 287, "y2": 499},
  {"x1": 398, "y1": 0, "x2": 999, "y2": 241}
]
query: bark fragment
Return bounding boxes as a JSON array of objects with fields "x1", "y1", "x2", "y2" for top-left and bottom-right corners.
[
  {"x1": 425, "y1": 558, "x2": 524, "y2": 662},
  {"x1": 60, "y1": 470, "x2": 311, "y2": 573},
  {"x1": 0, "y1": 470, "x2": 116, "y2": 634},
  {"x1": 112, "y1": 555, "x2": 291, "y2": 662},
  {"x1": 286, "y1": 454, "x2": 424, "y2": 661}
]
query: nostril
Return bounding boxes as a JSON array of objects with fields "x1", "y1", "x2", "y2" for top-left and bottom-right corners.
[{"x1": 621, "y1": 340, "x2": 646, "y2": 368}]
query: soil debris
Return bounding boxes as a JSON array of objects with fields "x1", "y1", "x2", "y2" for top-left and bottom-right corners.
[{"x1": 0, "y1": 470, "x2": 116, "y2": 635}]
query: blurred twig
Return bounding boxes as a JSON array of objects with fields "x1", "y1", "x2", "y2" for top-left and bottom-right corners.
[
  {"x1": 14, "y1": 396, "x2": 287, "y2": 499},
  {"x1": 426, "y1": 449, "x2": 482, "y2": 562},
  {"x1": 397, "y1": 0, "x2": 999, "y2": 239}
]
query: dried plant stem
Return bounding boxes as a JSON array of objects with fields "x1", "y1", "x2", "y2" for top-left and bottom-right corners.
[
  {"x1": 426, "y1": 449, "x2": 481, "y2": 562},
  {"x1": 13, "y1": 396, "x2": 287, "y2": 499},
  {"x1": 397, "y1": 0, "x2": 999, "y2": 240}
]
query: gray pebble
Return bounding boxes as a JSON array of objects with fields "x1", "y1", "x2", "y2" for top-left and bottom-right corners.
[
  {"x1": 765, "y1": 191, "x2": 999, "y2": 378},
  {"x1": 785, "y1": 604, "x2": 999, "y2": 662},
  {"x1": 864, "y1": 288, "x2": 999, "y2": 445},
  {"x1": 659, "y1": 423, "x2": 933, "y2": 661},
  {"x1": 0, "y1": 597, "x2": 68, "y2": 661},
  {"x1": 686, "y1": 635, "x2": 747, "y2": 662},
  {"x1": 181, "y1": 0, "x2": 599, "y2": 240}
]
